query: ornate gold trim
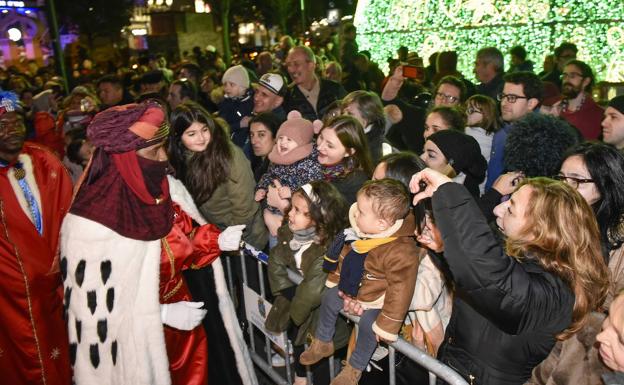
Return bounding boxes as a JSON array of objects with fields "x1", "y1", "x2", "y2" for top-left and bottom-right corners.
[
  {"x1": 0, "y1": 199, "x2": 47, "y2": 384},
  {"x1": 161, "y1": 238, "x2": 176, "y2": 280},
  {"x1": 162, "y1": 279, "x2": 184, "y2": 301}
]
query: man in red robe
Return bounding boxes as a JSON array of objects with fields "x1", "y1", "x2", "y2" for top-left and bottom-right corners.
[{"x1": 0, "y1": 91, "x2": 73, "y2": 384}]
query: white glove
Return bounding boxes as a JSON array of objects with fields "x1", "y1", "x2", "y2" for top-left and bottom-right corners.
[
  {"x1": 160, "y1": 301, "x2": 207, "y2": 331},
  {"x1": 218, "y1": 224, "x2": 246, "y2": 251}
]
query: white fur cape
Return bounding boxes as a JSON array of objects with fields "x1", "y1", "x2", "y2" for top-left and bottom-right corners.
[
  {"x1": 61, "y1": 214, "x2": 171, "y2": 385},
  {"x1": 60, "y1": 177, "x2": 257, "y2": 385}
]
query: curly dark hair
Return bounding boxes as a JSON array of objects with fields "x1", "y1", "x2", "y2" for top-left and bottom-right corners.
[
  {"x1": 286, "y1": 180, "x2": 349, "y2": 247},
  {"x1": 504, "y1": 113, "x2": 579, "y2": 178}
]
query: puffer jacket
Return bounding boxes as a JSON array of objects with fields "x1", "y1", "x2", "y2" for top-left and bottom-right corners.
[
  {"x1": 266, "y1": 225, "x2": 350, "y2": 347},
  {"x1": 431, "y1": 183, "x2": 575, "y2": 385}
]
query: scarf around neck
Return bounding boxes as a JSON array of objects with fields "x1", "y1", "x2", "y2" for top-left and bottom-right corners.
[
  {"x1": 289, "y1": 226, "x2": 317, "y2": 251},
  {"x1": 70, "y1": 148, "x2": 174, "y2": 241}
]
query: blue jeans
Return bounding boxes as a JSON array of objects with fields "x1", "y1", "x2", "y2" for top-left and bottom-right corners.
[{"x1": 315, "y1": 286, "x2": 380, "y2": 371}]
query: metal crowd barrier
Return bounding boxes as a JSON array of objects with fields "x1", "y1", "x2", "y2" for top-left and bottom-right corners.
[{"x1": 226, "y1": 243, "x2": 468, "y2": 385}]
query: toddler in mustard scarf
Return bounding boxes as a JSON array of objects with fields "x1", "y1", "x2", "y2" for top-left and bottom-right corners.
[{"x1": 300, "y1": 179, "x2": 421, "y2": 385}]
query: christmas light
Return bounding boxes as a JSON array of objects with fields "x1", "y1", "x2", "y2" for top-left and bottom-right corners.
[{"x1": 354, "y1": 0, "x2": 624, "y2": 81}]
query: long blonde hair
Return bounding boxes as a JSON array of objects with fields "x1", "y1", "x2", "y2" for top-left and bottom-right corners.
[{"x1": 505, "y1": 178, "x2": 609, "y2": 340}]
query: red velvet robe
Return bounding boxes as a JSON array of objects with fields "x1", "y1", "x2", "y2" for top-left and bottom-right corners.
[
  {"x1": 160, "y1": 203, "x2": 221, "y2": 385},
  {"x1": 0, "y1": 142, "x2": 73, "y2": 385}
]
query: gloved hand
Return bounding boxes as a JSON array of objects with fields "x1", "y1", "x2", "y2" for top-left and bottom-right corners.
[
  {"x1": 160, "y1": 301, "x2": 207, "y2": 331},
  {"x1": 218, "y1": 224, "x2": 246, "y2": 251}
]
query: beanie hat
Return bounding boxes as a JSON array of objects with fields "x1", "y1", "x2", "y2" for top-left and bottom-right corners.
[
  {"x1": 428, "y1": 129, "x2": 487, "y2": 196},
  {"x1": 258, "y1": 72, "x2": 286, "y2": 96},
  {"x1": 608, "y1": 95, "x2": 624, "y2": 115},
  {"x1": 268, "y1": 110, "x2": 323, "y2": 165},
  {"x1": 276, "y1": 110, "x2": 315, "y2": 146},
  {"x1": 222, "y1": 65, "x2": 250, "y2": 90}
]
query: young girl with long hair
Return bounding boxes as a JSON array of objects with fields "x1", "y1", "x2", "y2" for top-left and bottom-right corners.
[
  {"x1": 464, "y1": 94, "x2": 501, "y2": 163},
  {"x1": 406, "y1": 168, "x2": 609, "y2": 384},
  {"x1": 168, "y1": 101, "x2": 267, "y2": 249},
  {"x1": 265, "y1": 181, "x2": 349, "y2": 385}
]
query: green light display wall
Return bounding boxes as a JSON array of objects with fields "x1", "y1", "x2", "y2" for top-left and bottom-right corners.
[{"x1": 354, "y1": 0, "x2": 624, "y2": 82}]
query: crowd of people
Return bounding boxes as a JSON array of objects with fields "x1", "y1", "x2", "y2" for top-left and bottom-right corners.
[{"x1": 2, "y1": 24, "x2": 624, "y2": 385}]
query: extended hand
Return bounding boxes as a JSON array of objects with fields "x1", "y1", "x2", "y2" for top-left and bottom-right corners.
[
  {"x1": 218, "y1": 224, "x2": 246, "y2": 251},
  {"x1": 161, "y1": 301, "x2": 207, "y2": 331}
]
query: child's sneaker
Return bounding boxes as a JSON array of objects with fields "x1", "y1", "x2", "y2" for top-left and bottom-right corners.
[
  {"x1": 299, "y1": 338, "x2": 334, "y2": 366},
  {"x1": 330, "y1": 362, "x2": 362, "y2": 385}
]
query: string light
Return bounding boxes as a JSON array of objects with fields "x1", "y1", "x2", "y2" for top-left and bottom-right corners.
[{"x1": 354, "y1": 0, "x2": 624, "y2": 81}]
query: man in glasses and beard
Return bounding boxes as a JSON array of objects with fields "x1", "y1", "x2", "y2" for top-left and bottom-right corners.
[{"x1": 558, "y1": 59, "x2": 604, "y2": 140}]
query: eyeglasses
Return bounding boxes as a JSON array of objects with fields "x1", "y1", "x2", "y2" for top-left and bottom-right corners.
[
  {"x1": 552, "y1": 174, "x2": 594, "y2": 189},
  {"x1": 497, "y1": 93, "x2": 529, "y2": 103},
  {"x1": 560, "y1": 72, "x2": 584, "y2": 80},
  {"x1": 435, "y1": 92, "x2": 459, "y2": 103},
  {"x1": 466, "y1": 106, "x2": 482, "y2": 114}
]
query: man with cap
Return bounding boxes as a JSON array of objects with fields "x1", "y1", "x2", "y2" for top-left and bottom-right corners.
[
  {"x1": 252, "y1": 72, "x2": 287, "y2": 122},
  {"x1": 603, "y1": 95, "x2": 624, "y2": 151},
  {"x1": 0, "y1": 91, "x2": 73, "y2": 385}
]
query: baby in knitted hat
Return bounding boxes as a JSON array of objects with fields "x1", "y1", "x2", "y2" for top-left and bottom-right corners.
[
  {"x1": 255, "y1": 110, "x2": 324, "y2": 236},
  {"x1": 218, "y1": 65, "x2": 254, "y2": 150}
]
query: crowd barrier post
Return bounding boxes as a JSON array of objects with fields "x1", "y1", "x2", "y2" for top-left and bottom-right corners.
[{"x1": 231, "y1": 243, "x2": 469, "y2": 385}]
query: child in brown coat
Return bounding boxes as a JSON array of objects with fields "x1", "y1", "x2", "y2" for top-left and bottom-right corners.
[{"x1": 300, "y1": 179, "x2": 421, "y2": 385}]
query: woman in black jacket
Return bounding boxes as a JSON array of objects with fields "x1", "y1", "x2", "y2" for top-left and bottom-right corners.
[{"x1": 407, "y1": 168, "x2": 609, "y2": 384}]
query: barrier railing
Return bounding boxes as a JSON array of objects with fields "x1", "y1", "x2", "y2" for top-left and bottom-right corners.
[{"x1": 231, "y1": 243, "x2": 468, "y2": 385}]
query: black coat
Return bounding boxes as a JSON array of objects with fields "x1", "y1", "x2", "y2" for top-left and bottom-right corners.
[
  {"x1": 283, "y1": 78, "x2": 347, "y2": 121},
  {"x1": 431, "y1": 183, "x2": 575, "y2": 385}
]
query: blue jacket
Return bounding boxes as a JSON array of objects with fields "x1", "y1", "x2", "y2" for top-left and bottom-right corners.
[{"x1": 484, "y1": 122, "x2": 512, "y2": 191}]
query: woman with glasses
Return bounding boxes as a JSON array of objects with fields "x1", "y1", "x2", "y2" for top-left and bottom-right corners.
[
  {"x1": 556, "y1": 142, "x2": 624, "y2": 276},
  {"x1": 528, "y1": 143, "x2": 624, "y2": 383},
  {"x1": 465, "y1": 95, "x2": 500, "y2": 162}
]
